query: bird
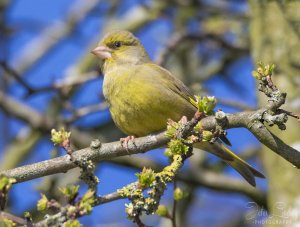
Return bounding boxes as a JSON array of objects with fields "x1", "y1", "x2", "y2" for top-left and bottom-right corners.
[{"x1": 91, "y1": 30, "x2": 264, "y2": 186}]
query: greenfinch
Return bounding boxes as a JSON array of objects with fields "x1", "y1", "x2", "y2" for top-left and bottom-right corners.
[{"x1": 92, "y1": 30, "x2": 264, "y2": 186}]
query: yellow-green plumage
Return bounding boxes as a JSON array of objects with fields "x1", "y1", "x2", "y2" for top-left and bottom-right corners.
[
  {"x1": 103, "y1": 63, "x2": 195, "y2": 136},
  {"x1": 92, "y1": 30, "x2": 264, "y2": 186}
]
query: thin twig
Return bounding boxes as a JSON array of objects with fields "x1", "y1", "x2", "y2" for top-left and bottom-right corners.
[
  {"x1": 155, "y1": 32, "x2": 248, "y2": 66},
  {"x1": 278, "y1": 109, "x2": 300, "y2": 120},
  {"x1": 0, "y1": 211, "x2": 27, "y2": 225},
  {"x1": 110, "y1": 156, "x2": 267, "y2": 207},
  {"x1": 0, "y1": 61, "x2": 35, "y2": 94},
  {"x1": 134, "y1": 215, "x2": 146, "y2": 227},
  {"x1": 64, "y1": 102, "x2": 108, "y2": 124},
  {"x1": 172, "y1": 179, "x2": 177, "y2": 227},
  {"x1": 1, "y1": 61, "x2": 99, "y2": 96}
]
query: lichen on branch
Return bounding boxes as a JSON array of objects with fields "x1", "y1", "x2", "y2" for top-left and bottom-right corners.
[{"x1": 117, "y1": 101, "x2": 224, "y2": 225}]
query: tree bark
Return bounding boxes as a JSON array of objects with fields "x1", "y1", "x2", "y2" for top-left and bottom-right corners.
[{"x1": 249, "y1": 0, "x2": 300, "y2": 226}]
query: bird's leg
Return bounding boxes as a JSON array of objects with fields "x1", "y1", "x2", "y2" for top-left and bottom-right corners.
[
  {"x1": 120, "y1": 135, "x2": 135, "y2": 151},
  {"x1": 179, "y1": 115, "x2": 188, "y2": 124}
]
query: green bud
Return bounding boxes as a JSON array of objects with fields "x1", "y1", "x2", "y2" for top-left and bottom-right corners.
[
  {"x1": 59, "y1": 185, "x2": 79, "y2": 201},
  {"x1": 252, "y1": 71, "x2": 261, "y2": 80},
  {"x1": 66, "y1": 205, "x2": 77, "y2": 217},
  {"x1": 173, "y1": 188, "x2": 185, "y2": 201},
  {"x1": 51, "y1": 128, "x2": 71, "y2": 145},
  {"x1": 79, "y1": 190, "x2": 95, "y2": 215},
  {"x1": 125, "y1": 203, "x2": 134, "y2": 217},
  {"x1": 23, "y1": 212, "x2": 32, "y2": 221},
  {"x1": 253, "y1": 62, "x2": 276, "y2": 80},
  {"x1": 156, "y1": 205, "x2": 169, "y2": 217},
  {"x1": 168, "y1": 139, "x2": 189, "y2": 155},
  {"x1": 165, "y1": 120, "x2": 180, "y2": 138},
  {"x1": 194, "y1": 122, "x2": 203, "y2": 133},
  {"x1": 136, "y1": 167, "x2": 156, "y2": 188},
  {"x1": 0, "y1": 175, "x2": 16, "y2": 191},
  {"x1": 269, "y1": 63, "x2": 275, "y2": 73},
  {"x1": 191, "y1": 96, "x2": 216, "y2": 115},
  {"x1": 202, "y1": 131, "x2": 213, "y2": 142},
  {"x1": 37, "y1": 194, "x2": 48, "y2": 211},
  {"x1": 204, "y1": 96, "x2": 217, "y2": 114}
]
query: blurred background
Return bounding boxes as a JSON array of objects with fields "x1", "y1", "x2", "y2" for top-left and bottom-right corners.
[{"x1": 0, "y1": 0, "x2": 300, "y2": 226}]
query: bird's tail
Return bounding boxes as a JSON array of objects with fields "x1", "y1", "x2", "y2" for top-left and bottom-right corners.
[{"x1": 195, "y1": 142, "x2": 265, "y2": 186}]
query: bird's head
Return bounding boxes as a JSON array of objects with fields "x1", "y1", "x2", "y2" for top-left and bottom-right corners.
[{"x1": 91, "y1": 30, "x2": 150, "y2": 73}]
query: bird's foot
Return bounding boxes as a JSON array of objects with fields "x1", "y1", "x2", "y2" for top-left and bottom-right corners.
[
  {"x1": 179, "y1": 116, "x2": 188, "y2": 124},
  {"x1": 120, "y1": 135, "x2": 135, "y2": 151}
]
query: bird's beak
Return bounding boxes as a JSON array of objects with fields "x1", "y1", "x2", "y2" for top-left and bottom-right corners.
[{"x1": 91, "y1": 45, "x2": 112, "y2": 59}]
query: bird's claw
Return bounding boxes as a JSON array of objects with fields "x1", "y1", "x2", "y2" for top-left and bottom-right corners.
[
  {"x1": 179, "y1": 116, "x2": 188, "y2": 124},
  {"x1": 120, "y1": 135, "x2": 135, "y2": 151}
]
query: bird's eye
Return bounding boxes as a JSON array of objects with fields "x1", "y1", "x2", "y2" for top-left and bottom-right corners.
[{"x1": 113, "y1": 41, "x2": 122, "y2": 48}]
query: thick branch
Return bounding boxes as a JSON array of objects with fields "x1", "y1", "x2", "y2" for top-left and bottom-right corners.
[
  {"x1": 0, "y1": 91, "x2": 54, "y2": 130},
  {"x1": 201, "y1": 111, "x2": 300, "y2": 167},
  {"x1": 1, "y1": 133, "x2": 168, "y2": 183},
  {"x1": 2, "y1": 109, "x2": 299, "y2": 184}
]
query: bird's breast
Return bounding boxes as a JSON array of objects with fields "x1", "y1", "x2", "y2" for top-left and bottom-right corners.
[
  {"x1": 103, "y1": 69, "x2": 188, "y2": 136},
  {"x1": 103, "y1": 66, "x2": 194, "y2": 136}
]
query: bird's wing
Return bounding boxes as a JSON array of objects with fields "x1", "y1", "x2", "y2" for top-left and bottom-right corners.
[
  {"x1": 146, "y1": 64, "x2": 232, "y2": 146},
  {"x1": 140, "y1": 63, "x2": 264, "y2": 186},
  {"x1": 144, "y1": 63, "x2": 196, "y2": 104}
]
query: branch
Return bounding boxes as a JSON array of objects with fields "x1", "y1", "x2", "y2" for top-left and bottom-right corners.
[
  {"x1": 12, "y1": 0, "x2": 101, "y2": 75},
  {"x1": 1, "y1": 132, "x2": 168, "y2": 183},
  {"x1": 35, "y1": 163, "x2": 267, "y2": 226},
  {"x1": 0, "y1": 61, "x2": 35, "y2": 94},
  {"x1": 2, "y1": 108, "x2": 299, "y2": 184},
  {"x1": 0, "y1": 76, "x2": 103, "y2": 129},
  {"x1": 110, "y1": 156, "x2": 267, "y2": 207},
  {"x1": 0, "y1": 91, "x2": 54, "y2": 130},
  {"x1": 64, "y1": 102, "x2": 108, "y2": 124},
  {"x1": 0, "y1": 211, "x2": 27, "y2": 226},
  {"x1": 34, "y1": 186, "x2": 131, "y2": 226},
  {"x1": 155, "y1": 32, "x2": 248, "y2": 66},
  {"x1": 202, "y1": 111, "x2": 300, "y2": 167},
  {"x1": 1, "y1": 61, "x2": 99, "y2": 96}
]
